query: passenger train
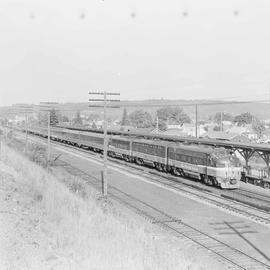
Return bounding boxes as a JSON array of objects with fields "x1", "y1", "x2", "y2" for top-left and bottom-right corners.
[{"x1": 27, "y1": 126, "x2": 242, "y2": 189}]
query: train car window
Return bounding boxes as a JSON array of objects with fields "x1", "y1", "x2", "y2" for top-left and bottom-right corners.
[
  {"x1": 168, "y1": 149, "x2": 175, "y2": 159},
  {"x1": 133, "y1": 142, "x2": 165, "y2": 157},
  {"x1": 216, "y1": 161, "x2": 225, "y2": 168},
  {"x1": 209, "y1": 158, "x2": 216, "y2": 167},
  {"x1": 112, "y1": 139, "x2": 130, "y2": 150}
]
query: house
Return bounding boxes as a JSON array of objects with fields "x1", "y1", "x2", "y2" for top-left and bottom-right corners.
[
  {"x1": 181, "y1": 123, "x2": 206, "y2": 137},
  {"x1": 202, "y1": 131, "x2": 250, "y2": 143},
  {"x1": 227, "y1": 125, "x2": 258, "y2": 141},
  {"x1": 161, "y1": 129, "x2": 189, "y2": 137},
  {"x1": 261, "y1": 128, "x2": 270, "y2": 142},
  {"x1": 227, "y1": 126, "x2": 248, "y2": 134},
  {"x1": 221, "y1": 121, "x2": 233, "y2": 131},
  {"x1": 167, "y1": 124, "x2": 182, "y2": 130}
]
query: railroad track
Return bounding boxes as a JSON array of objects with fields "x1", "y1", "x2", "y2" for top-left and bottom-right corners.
[
  {"x1": 232, "y1": 189, "x2": 270, "y2": 204},
  {"x1": 11, "y1": 131, "x2": 270, "y2": 227},
  {"x1": 57, "y1": 159, "x2": 270, "y2": 270},
  {"x1": 108, "y1": 159, "x2": 270, "y2": 226},
  {"x1": 8, "y1": 132, "x2": 270, "y2": 269}
]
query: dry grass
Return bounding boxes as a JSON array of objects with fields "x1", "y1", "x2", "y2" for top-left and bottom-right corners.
[{"x1": 1, "y1": 143, "x2": 209, "y2": 270}]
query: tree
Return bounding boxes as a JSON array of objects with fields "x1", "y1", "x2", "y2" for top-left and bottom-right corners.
[
  {"x1": 213, "y1": 112, "x2": 233, "y2": 123},
  {"x1": 121, "y1": 108, "x2": 129, "y2": 126},
  {"x1": 87, "y1": 113, "x2": 100, "y2": 122},
  {"x1": 213, "y1": 125, "x2": 221, "y2": 131},
  {"x1": 73, "y1": 111, "x2": 83, "y2": 126},
  {"x1": 157, "y1": 121, "x2": 167, "y2": 131},
  {"x1": 129, "y1": 110, "x2": 153, "y2": 128},
  {"x1": 50, "y1": 109, "x2": 59, "y2": 126},
  {"x1": 156, "y1": 106, "x2": 191, "y2": 130},
  {"x1": 233, "y1": 112, "x2": 253, "y2": 126},
  {"x1": 91, "y1": 122, "x2": 97, "y2": 129},
  {"x1": 0, "y1": 118, "x2": 8, "y2": 126},
  {"x1": 38, "y1": 112, "x2": 48, "y2": 126},
  {"x1": 62, "y1": 115, "x2": 69, "y2": 123},
  {"x1": 252, "y1": 118, "x2": 265, "y2": 138}
]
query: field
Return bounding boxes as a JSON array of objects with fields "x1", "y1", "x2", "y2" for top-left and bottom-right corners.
[{"x1": 0, "y1": 141, "x2": 227, "y2": 270}]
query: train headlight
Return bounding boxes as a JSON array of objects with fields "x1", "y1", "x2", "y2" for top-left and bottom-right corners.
[{"x1": 230, "y1": 179, "x2": 237, "y2": 185}]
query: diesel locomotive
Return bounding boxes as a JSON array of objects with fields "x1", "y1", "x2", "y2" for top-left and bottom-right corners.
[{"x1": 27, "y1": 126, "x2": 242, "y2": 189}]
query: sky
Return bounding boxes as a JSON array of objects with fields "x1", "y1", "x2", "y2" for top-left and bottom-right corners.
[{"x1": 0, "y1": 0, "x2": 270, "y2": 106}]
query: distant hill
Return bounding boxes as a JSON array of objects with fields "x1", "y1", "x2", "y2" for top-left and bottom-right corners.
[
  {"x1": 58, "y1": 99, "x2": 269, "y2": 121},
  {"x1": 1, "y1": 99, "x2": 269, "y2": 121}
]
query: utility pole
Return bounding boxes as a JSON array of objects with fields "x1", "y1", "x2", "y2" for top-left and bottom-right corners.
[
  {"x1": 0, "y1": 129, "x2": 2, "y2": 160},
  {"x1": 25, "y1": 112, "x2": 28, "y2": 151},
  {"x1": 220, "y1": 111, "x2": 223, "y2": 132},
  {"x1": 11, "y1": 104, "x2": 34, "y2": 152},
  {"x1": 195, "y1": 104, "x2": 198, "y2": 138},
  {"x1": 39, "y1": 102, "x2": 59, "y2": 167},
  {"x1": 47, "y1": 111, "x2": 51, "y2": 165},
  {"x1": 89, "y1": 91, "x2": 120, "y2": 197}
]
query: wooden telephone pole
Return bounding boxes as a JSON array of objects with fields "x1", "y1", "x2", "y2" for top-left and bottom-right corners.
[
  {"x1": 11, "y1": 104, "x2": 34, "y2": 151},
  {"x1": 89, "y1": 91, "x2": 120, "y2": 197},
  {"x1": 39, "y1": 102, "x2": 59, "y2": 167}
]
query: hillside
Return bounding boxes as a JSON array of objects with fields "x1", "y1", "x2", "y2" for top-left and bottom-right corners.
[
  {"x1": 1, "y1": 99, "x2": 269, "y2": 121},
  {"x1": 0, "y1": 143, "x2": 223, "y2": 270},
  {"x1": 59, "y1": 99, "x2": 270, "y2": 121}
]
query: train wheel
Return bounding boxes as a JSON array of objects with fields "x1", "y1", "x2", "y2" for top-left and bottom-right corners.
[
  {"x1": 135, "y1": 158, "x2": 143, "y2": 165},
  {"x1": 202, "y1": 175, "x2": 209, "y2": 185},
  {"x1": 124, "y1": 155, "x2": 130, "y2": 162},
  {"x1": 161, "y1": 164, "x2": 167, "y2": 172},
  {"x1": 172, "y1": 167, "x2": 180, "y2": 176},
  {"x1": 108, "y1": 151, "x2": 115, "y2": 158},
  {"x1": 179, "y1": 169, "x2": 185, "y2": 177},
  {"x1": 208, "y1": 177, "x2": 215, "y2": 186},
  {"x1": 263, "y1": 182, "x2": 270, "y2": 189},
  {"x1": 156, "y1": 163, "x2": 162, "y2": 171}
]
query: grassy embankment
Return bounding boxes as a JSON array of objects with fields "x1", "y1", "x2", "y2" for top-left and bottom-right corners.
[{"x1": 0, "y1": 141, "x2": 205, "y2": 270}]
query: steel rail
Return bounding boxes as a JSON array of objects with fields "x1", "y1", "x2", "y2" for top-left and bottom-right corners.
[
  {"x1": 58, "y1": 160, "x2": 270, "y2": 270},
  {"x1": 232, "y1": 189, "x2": 270, "y2": 203},
  {"x1": 12, "y1": 130, "x2": 270, "y2": 225},
  {"x1": 7, "y1": 131, "x2": 270, "y2": 269}
]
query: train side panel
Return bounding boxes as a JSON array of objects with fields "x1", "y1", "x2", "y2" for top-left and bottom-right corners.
[{"x1": 131, "y1": 141, "x2": 167, "y2": 165}]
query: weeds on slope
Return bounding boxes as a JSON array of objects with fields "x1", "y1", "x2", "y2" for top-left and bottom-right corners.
[
  {"x1": 1, "y1": 144, "x2": 203, "y2": 270},
  {"x1": 5, "y1": 136, "x2": 47, "y2": 167}
]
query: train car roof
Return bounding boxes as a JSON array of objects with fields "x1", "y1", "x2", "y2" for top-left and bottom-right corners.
[
  {"x1": 132, "y1": 138, "x2": 170, "y2": 147},
  {"x1": 53, "y1": 128, "x2": 105, "y2": 138},
  {"x1": 110, "y1": 135, "x2": 133, "y2": 142},
  {"x1": 168, "y1": 143, "x2": 221, "y2": 155}
]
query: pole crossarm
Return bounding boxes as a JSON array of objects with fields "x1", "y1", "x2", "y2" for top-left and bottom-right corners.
[
  {"x1": 39, "y1": 102, "x2": 59, "y2": 111},
  {"x1": 89, "y1": 91, "x2": 120, "y2": 96},
  {"x1": 88, "y1": 105, "x2": 120, "y2": 108},
  {"x1": 89, "y1": 99, "x2": 120, "y2": 102}
]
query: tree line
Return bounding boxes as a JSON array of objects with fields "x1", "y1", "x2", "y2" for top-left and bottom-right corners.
[
  {"x1": 33, "y1": 108, "x2": 266, "y2": 138},
  {"x1": 121, "y1": 107, "x2": 191, "y2": 130},
  {"x1": 121, "y1": 109, "x2": 266, "y2": 136}
]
